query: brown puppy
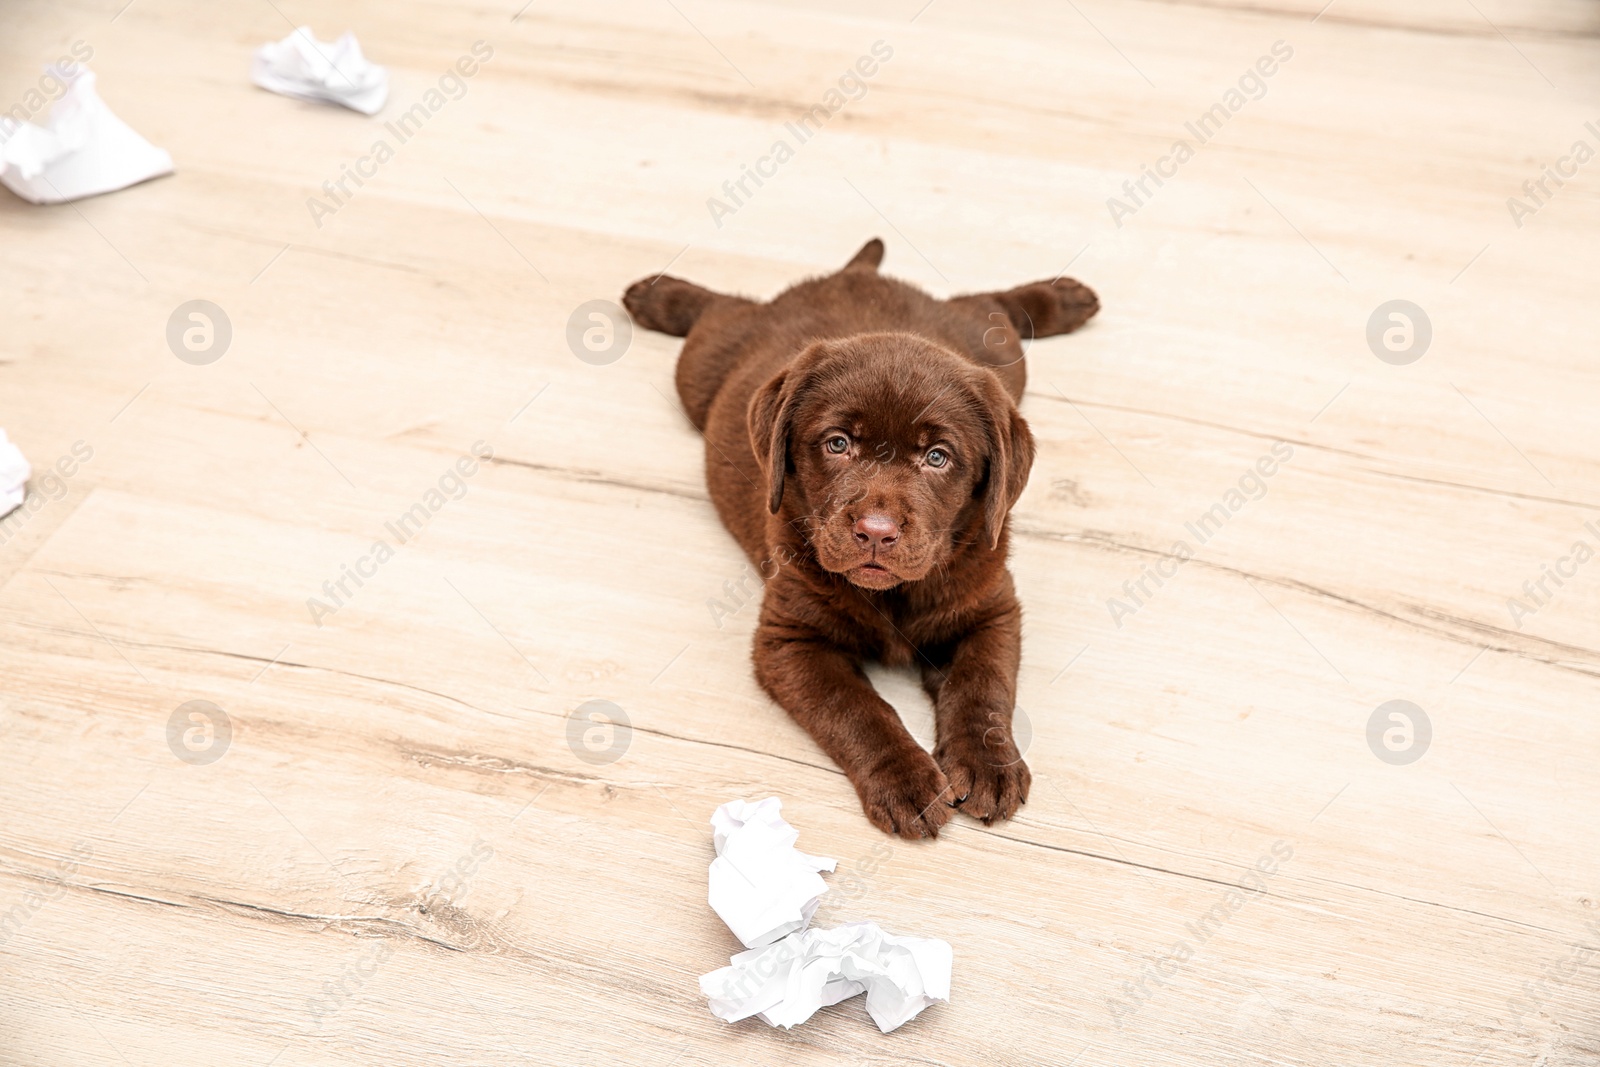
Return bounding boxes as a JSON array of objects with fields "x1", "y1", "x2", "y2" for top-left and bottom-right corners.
[{"x1": 623, "y1": 240, "x2": 1098, "y2": 838}]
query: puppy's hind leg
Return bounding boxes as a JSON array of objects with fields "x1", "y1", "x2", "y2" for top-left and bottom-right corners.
[
  {"x1": 622, "y1": 274, "x2": 728, "y2": 337},
  {"x1": 956, "y1": 276, "x2": 1100, "y2": 341},
  {"x1": 944, "y1": 277, "x2": 1099, "y2": 401}
]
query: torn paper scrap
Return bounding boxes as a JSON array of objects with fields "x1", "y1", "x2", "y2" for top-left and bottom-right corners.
[
  {"x1": 0, "y1": 431, "x2": 28, "y2": 519},
  {"x1": 709, "y1": 797, "x2": 836, "y2": 949},
  {"x1": 252, "y1": 29, "x2": 388, "y2": 115},
  {"x1": 701, "y1": 921, "x2": 953, "y2": 1033},
  {"x1": 0, "y1": 66, "x2": 173, "y2": 205}
]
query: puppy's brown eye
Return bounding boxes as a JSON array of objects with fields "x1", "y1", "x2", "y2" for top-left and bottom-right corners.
[
  {"x1": 925, "y1": 448, "x2": 949, "y2": 468},
  {"x1": 825, "y1": 435, "x2": 850, "y2": 455}
]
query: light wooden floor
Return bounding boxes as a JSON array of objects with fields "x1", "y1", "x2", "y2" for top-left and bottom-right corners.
[{"x1": 4, "y1": 0, "x2": 1599, "y2": 1063}]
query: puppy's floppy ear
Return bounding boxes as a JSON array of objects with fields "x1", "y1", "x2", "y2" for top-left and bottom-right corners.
[
  {"x1": 976, "y1": 373, "x2": 1037, "y2": 549},
  {"x1": 748, "y1": 368, "x2": 792, "y2": 514},
  {"x1": 749, "y1": 342, "x2": 834, "y2": 514}
]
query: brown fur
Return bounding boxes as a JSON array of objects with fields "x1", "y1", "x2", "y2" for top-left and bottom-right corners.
[{"x1": 623, "y1": 239, "x2": 1099, "y2": 838}]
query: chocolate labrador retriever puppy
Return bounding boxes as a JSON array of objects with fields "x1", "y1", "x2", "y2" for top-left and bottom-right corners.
[{"x1": 623, "y1": 240, "x2": 1098, "y2": 838}]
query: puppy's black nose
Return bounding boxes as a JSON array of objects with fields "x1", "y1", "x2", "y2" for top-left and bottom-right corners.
[{"x1": 853, "y1": 513, "x2": 900, "y2": 549}]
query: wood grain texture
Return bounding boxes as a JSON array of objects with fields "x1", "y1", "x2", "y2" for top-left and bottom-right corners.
[{"x1": 2, "y1": 0, "x2": 1598, "y2": 1064}]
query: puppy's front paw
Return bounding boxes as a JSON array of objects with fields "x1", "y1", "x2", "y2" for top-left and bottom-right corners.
[
  {"x1": 934, "y1": 729, "x2": 1031, "y2": 825},
  {"x1": 853, "y1": 748, "x2": 954, "y2": 840}
]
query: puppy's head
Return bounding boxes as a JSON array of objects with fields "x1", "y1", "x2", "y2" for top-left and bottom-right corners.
[{"x1": 748, "y1": 332, "x2": 1035, "y2": 590}]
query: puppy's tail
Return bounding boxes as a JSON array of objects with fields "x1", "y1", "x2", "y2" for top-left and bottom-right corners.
[{"x1": 842, "y1": 237, "x2": 885, "y2": 273}]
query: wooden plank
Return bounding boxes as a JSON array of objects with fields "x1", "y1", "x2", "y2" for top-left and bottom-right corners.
[{"x1": 1, "y1": 0, "x2": 1597, "y2": 1064}]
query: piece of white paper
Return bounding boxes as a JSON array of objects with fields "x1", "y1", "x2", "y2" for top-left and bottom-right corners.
[
  {"x1": 251, "y1": 28, "x2": 388, "y2": 115},
  {"x1": 708, "y1": 797, "x2": 836, "y2": 949},
  {"x1": 700, "y1": 921, "x2": 953, "y2": 1033},
  {"x1": 0, "y1": 430, "x2": 30, "y2": 519},
  {"x1": 0, "y1": 66, "x2": 174, "y2": 205}
]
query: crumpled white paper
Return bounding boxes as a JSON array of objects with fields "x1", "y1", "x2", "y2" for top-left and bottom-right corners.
[
  {"x1": 700, "y1": 921, "x2": 953, "y2": 1033},
  {"x1": 0, "y1": 430, "x2": 30, "y2": 518},
  {"x1": 251, "y1": 28, "x2": 388, "y2": 115},
  {"x1": 700, "y1": 798, "x2": 953, "y2": 1032},
  {"x1": 709, "y1": 797, "x2": 836, "y2": 949},
  {"x1": 0, "y1": 66, "x2": 174, "y2": 205}
]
